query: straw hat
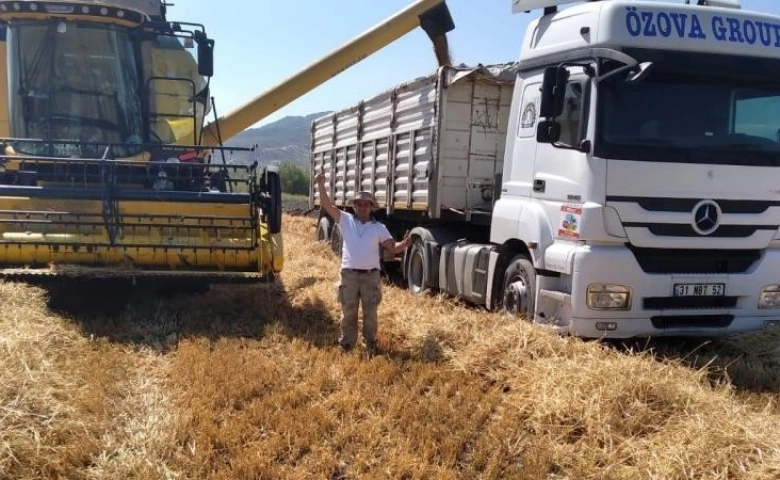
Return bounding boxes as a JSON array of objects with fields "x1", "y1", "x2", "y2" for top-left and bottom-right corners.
[{"x1": 348, "y1": 191, "x2": 377, "y2": 208}]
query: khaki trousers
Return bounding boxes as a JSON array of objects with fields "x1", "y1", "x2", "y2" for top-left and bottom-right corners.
[{"x1": 336, "y1": 269, "x2": 382, "y2": 348}]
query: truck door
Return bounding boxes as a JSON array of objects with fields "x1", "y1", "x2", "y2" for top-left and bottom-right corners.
[
  {"x1": 503, "y1": 77, "x2": 542, "y2": 198},
  {"x1": 531, "y1": 71, "x2": 590, "y2": 222}
]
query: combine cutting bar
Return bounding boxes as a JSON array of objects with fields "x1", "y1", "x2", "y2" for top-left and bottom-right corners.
[
  {"x1": 0, "y1": 266, "x2": 268, "y2": 283},
  {"x1": 0, "y1": 153, "x2": 274, "y2": 277}
]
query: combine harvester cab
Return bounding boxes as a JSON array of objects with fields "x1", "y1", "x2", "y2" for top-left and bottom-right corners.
[{"x1": 0, "y1": 0, "x2": 282, "y2": 283}]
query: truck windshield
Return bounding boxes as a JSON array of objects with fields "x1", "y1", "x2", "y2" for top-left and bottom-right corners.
[
  {"x1": 596, "y1": 48, "x2": 780, "y2": 166},
  {"x1": 6, "y1": 20, "x2": 144, "y2": 158}
]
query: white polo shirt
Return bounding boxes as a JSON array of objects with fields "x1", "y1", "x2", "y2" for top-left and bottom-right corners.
[{"x1": 339, "y1": 211, "x2": 393, "y2": 270}]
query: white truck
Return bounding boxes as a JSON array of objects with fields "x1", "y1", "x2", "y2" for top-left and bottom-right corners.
[{"x1": 310, "y1": 0, "x2": 780, "y2": 338}]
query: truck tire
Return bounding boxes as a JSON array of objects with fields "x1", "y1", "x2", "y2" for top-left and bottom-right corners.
[
  {"x1": 330, "y1": 223, "x2": 343, "y2": 257},
  {"x1": 500, "y1": 254, "x2": 536, "y2": 320},
  {"x1": 406, "y1": 238, "x2": 428, "y2": 295},
  {"x1": 316, "y1": 216, "x2": 332, "y2": 242}
]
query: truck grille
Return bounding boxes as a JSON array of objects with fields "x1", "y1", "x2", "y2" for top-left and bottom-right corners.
[
  {"x1": 606, "y1": 195, "x2": 780, "y2": 248},
  {"x1": 643, "y1": 296, "x2": 739, "y2": 310},
  {"x1": 628, "y1": 245, "x2": 761, "y2": 274},
  {"x1": 623, "y1": 223, "x2": 773, "y2": 238},
  {"x1": 651, "y1": 315, "x2": 734, "y2": 329},
  {"x1": 607, "y1": 196, "x2": 780, "y2": 214}
]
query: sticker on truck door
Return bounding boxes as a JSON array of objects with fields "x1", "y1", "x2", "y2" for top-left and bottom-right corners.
[{"x1": 558, "y1": 204, "x2": 582, "y2": 240}]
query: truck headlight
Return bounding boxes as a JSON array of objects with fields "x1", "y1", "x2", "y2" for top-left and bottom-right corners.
[
  {"x1": 587, "y1": 284, "x2": 631, "y2": 310},
  {"x1": 759, "y1": 285, "x2": 780, "y2": 309}
]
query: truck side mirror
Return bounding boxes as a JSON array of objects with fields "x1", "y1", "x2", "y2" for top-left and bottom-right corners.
[
  {"x1": 196, "y1": 32, "x2": 214, "y2": 77},
  {"x1": 537, "y1": 120, "x2": 561, "y2": 143},
  {"x1": 539, "y1": 66, "x2": 569, "y2": 118}
]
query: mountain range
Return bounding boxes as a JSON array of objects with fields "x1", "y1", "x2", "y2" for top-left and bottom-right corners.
[{"x1": 223, "y1": 112, "x2": 330, "y2": 168}]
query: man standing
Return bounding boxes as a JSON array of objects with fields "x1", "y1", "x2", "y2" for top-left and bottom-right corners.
[{"x1": 315, "y1": 173, "x2": 411, "y2": 357}]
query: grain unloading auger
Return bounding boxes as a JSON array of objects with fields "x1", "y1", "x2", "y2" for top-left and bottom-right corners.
[{"x1": 0, "y1": 0, "x2": 454, "y2": 283}]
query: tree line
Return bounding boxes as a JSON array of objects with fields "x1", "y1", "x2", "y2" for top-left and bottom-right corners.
[{"x1": 279, "y1": 162, "x2": 309, "y2": 196}]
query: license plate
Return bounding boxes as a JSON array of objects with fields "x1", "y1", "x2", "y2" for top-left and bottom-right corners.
[{"x1": 673, "y1": 283, "x2": 725, "y2": 297}]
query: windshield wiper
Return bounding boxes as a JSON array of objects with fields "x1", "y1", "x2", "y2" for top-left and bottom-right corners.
[
  {"x1": 608, "y1": 136, "x2": 687, "y2": 147},
  {"x1": 716, "y1": 143, "x2": 779, "y2": 152}
]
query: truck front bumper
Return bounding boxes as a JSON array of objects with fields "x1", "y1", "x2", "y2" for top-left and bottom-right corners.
[{"x1": 544, "y1": 243, "x2": 780, "y2": 339}]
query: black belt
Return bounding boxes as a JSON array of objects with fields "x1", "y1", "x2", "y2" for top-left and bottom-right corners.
[{"x1": 343, "y1": 268, "x2": 379, "y2": 273}]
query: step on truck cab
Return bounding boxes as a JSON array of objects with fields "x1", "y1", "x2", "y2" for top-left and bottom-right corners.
[{"x1": 312, "y1": 0, "x2": 780, "y2": 338}]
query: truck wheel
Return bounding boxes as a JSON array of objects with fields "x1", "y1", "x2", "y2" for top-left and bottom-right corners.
[
  {"x1": 407, "y1": 238, "x2": 427, "y2": 295},
  {"x1": 316, "y1": 216, "x2": 332, "y2": 242},
  {"x1": 330, "y1": 223, "x2": 343, "y2": 256},
  {"x1": 501, "y1": 254, "x2": 536, "y2": 320}
]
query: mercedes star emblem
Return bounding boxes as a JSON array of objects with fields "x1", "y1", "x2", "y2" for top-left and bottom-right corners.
[{"x1": 691, "y1": 200, "x2": 721, "y2": 236}]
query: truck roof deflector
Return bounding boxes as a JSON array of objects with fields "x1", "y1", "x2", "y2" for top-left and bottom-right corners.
[
  {"x1": 512, "y1": 0, "x2": 742, "y2": 14},
  {"x1": 512, "y1": 0, "x2": 580, "y2": 14}
]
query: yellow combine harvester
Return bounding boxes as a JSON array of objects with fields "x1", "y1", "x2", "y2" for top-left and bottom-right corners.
[{"x1": 0, "y1": 0, "x2": 453, "y2": 283}]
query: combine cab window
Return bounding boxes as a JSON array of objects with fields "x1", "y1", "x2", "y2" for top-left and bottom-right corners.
[
  {"x1": 141, "y1": 34, "x2": 210, "y2": 145},
  {"x1": 7, "y1": 20, "x2": 144, "y2": 158}
]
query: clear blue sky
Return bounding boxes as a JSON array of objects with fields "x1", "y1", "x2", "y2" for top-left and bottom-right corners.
[{"x1": 166, "y1": 0, "x2": 780, "y2": 129}]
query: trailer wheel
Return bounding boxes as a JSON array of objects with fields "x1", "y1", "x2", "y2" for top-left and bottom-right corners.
[
  {"x1": 330, "y1": 223, "x2": 343, "y2": 257},
  {"x1": 407, "y1": 238, "x2": 428, "y2": 295},
  {"x1": 316, "y1": 216, "x2": 332, "y2": 242},
  {"x1": 500, "y1": 254, "x2": 536, "y2": 320}
]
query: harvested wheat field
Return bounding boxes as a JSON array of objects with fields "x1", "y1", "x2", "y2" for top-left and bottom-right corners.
[{"x1": 3, "y1": 214, "x2": 780, "y2": 479}]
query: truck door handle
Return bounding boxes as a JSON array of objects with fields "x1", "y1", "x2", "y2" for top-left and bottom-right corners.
[{"x1": 533, "y1": 179, "x2": 546, "y2": 193}]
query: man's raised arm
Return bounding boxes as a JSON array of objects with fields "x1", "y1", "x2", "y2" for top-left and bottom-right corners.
[{"x1": 314, "y1": 173, "x2": 341, "y2": 223}]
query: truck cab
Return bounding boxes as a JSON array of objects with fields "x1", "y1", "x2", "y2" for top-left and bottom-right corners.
[
  {"x1": 309, "y1": 0, "x2": 780, "y2": 339},
  {"x1": 493, "y1": 0, "x2": 780, "y2": 337}
]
